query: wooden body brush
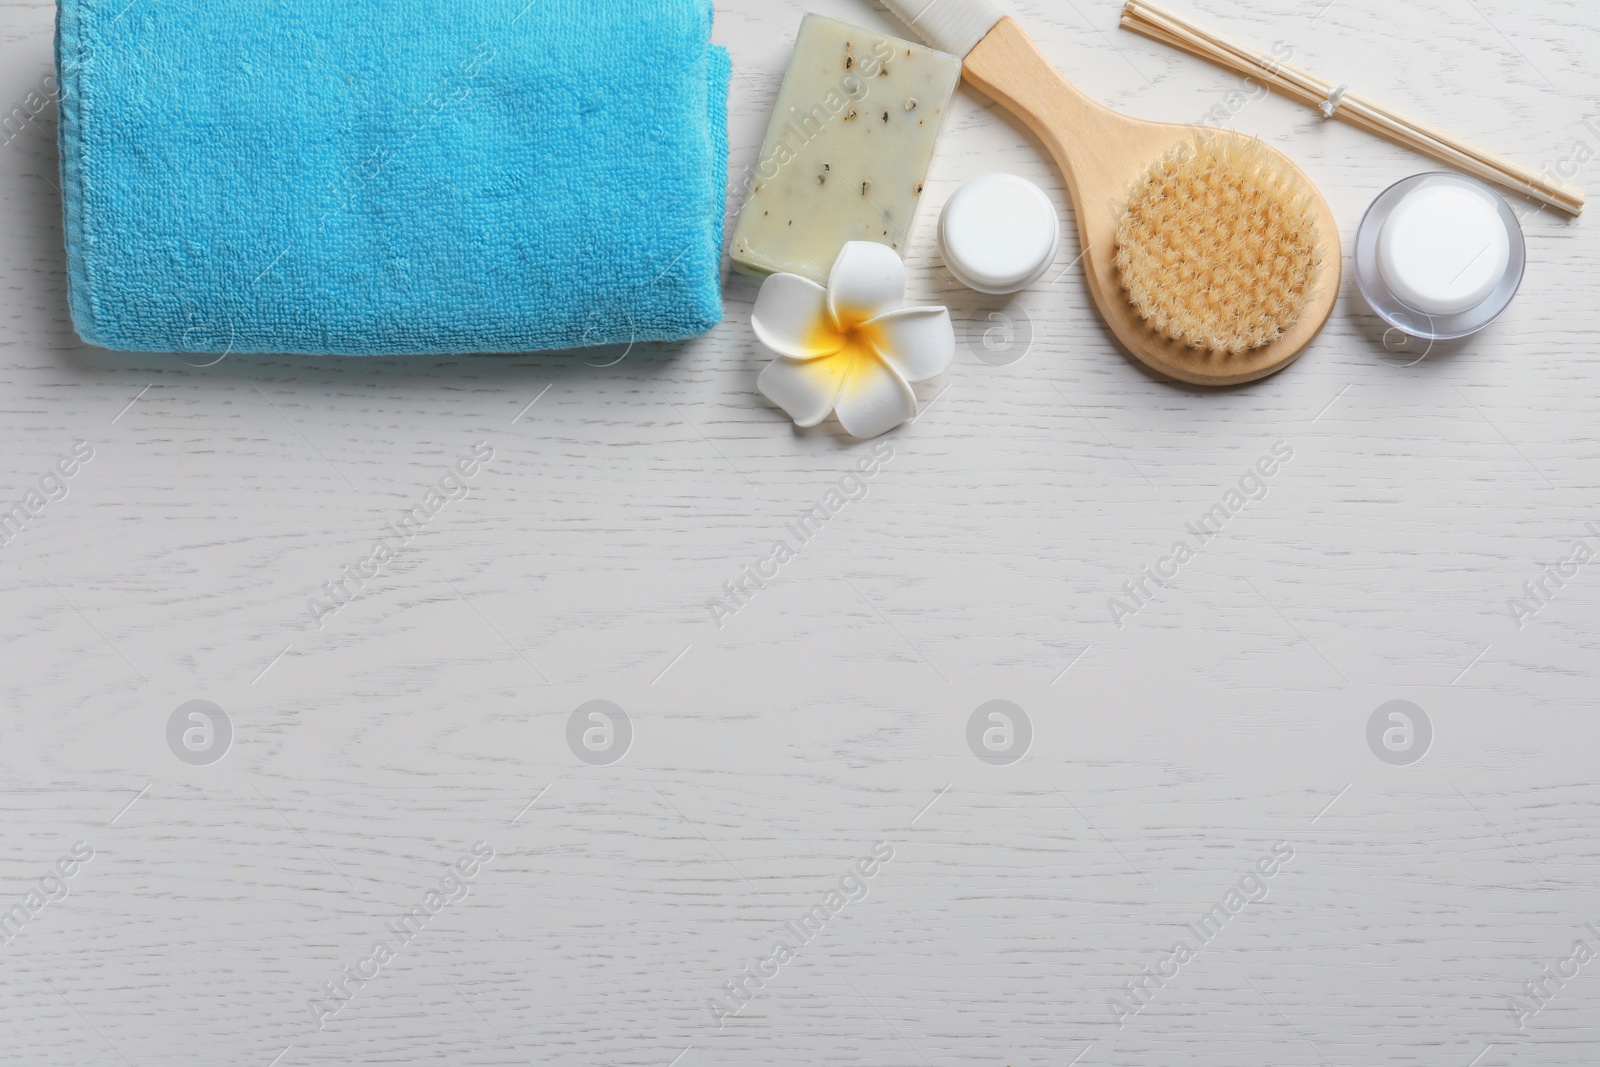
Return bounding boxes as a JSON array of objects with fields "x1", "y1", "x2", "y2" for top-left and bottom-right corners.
[{"x1": 885, "y1": 0, "x2": 1340, "y2": 386}]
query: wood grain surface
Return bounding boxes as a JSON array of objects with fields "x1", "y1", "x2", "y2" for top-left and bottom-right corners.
[{"x1": 2, "y1": 0, "x2": 1598, "y2": 1065}]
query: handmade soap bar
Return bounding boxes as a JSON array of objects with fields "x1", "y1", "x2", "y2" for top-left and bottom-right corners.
[{"x1": 731, "y1": 15, "x2": 962, "y2": 283}]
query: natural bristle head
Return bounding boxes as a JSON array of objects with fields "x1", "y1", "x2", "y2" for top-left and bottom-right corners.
[{"x1": 1114, "y1": 138, "x2": 1322, "y2": 356}]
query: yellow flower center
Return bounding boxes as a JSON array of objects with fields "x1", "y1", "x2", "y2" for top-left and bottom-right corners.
[{"x1": 805, "y1": 314, "x2": 885, "y2": 381}]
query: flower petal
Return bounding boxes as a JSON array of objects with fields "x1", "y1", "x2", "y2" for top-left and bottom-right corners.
[
  {"x1": 752, "y1": 273, "x2": 844, "y2": 359},
  {"x1": 833, "y1": 352, "x2": 918, "y2": 439},
  {"x1": 864, "y1": 306, "x2": 956, "y2": 383},
  {"x1": 758, "y1": 352, "x2": 850, "y2": 428},
  {"x1": 827, "y1": 241, "x2": 905, "y2": 329}
]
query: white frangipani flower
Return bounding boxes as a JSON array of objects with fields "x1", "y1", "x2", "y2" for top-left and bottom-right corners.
[{"x1": 754, "y1": 242, "x2": 955, "y2": 439}]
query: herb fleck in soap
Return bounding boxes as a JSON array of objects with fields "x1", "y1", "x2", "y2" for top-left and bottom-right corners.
[{"x1": 730, "y1": 15, "x2": 962, "y2": 284}]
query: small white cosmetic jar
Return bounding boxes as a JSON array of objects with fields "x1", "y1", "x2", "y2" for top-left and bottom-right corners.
[
  {"x1": 1353, "y1": 172, "x2": 1526, "y2": 341},
  {"x1": 939, "y1": 173, "x2": 1060, "y2": 295}
]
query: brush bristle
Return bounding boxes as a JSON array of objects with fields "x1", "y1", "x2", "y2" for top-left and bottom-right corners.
[
  {"x1": 1114, "y1": 138, "x2": 1321, "y2": 357},
  {"x1": 882, "y1": 0, "x2": 1004, "y2": 57}
]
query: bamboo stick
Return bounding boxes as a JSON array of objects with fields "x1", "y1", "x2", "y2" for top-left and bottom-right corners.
[{"x1": 1120, "y1": 0, "x2": 1585, "y2": 216}]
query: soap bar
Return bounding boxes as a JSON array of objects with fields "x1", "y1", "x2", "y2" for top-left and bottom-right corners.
[{"x1": 730, "y1": 15, "x2": 962, "y2": 284}]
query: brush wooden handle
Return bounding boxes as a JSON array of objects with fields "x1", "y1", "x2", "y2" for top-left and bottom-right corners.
[
  {"x1": 961, "y1": 20, "x2": 1146, "y2": 220},
  {"x1": 961, "y1": 18, "x2": 1342, "y2": 386}
]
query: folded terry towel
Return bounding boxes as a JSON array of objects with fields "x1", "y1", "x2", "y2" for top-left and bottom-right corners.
[{"x1": 56, "y1": 0, "x2": 730, "y2": 355}]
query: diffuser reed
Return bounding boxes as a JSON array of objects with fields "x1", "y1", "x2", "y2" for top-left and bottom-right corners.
[{"x1": 1120, "y1": 0, "x2": 1585, "y2": 217}]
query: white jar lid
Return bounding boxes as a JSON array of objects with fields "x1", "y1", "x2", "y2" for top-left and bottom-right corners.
[
  {"x1": 1376, "y1": 183, "x2": 1511, "y2": 316},
  {"x1": 939, "y1": 174, "x2": 1060, "y2": 295}
]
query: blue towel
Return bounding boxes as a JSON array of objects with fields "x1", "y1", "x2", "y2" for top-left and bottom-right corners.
[{"x1": 56, "y1": 0, "x2": 730, "y2": 355}]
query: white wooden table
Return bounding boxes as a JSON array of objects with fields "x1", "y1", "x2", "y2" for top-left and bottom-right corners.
[{"x1": 2, "y1": 0, "x2": 1598, "y2": 1064}]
